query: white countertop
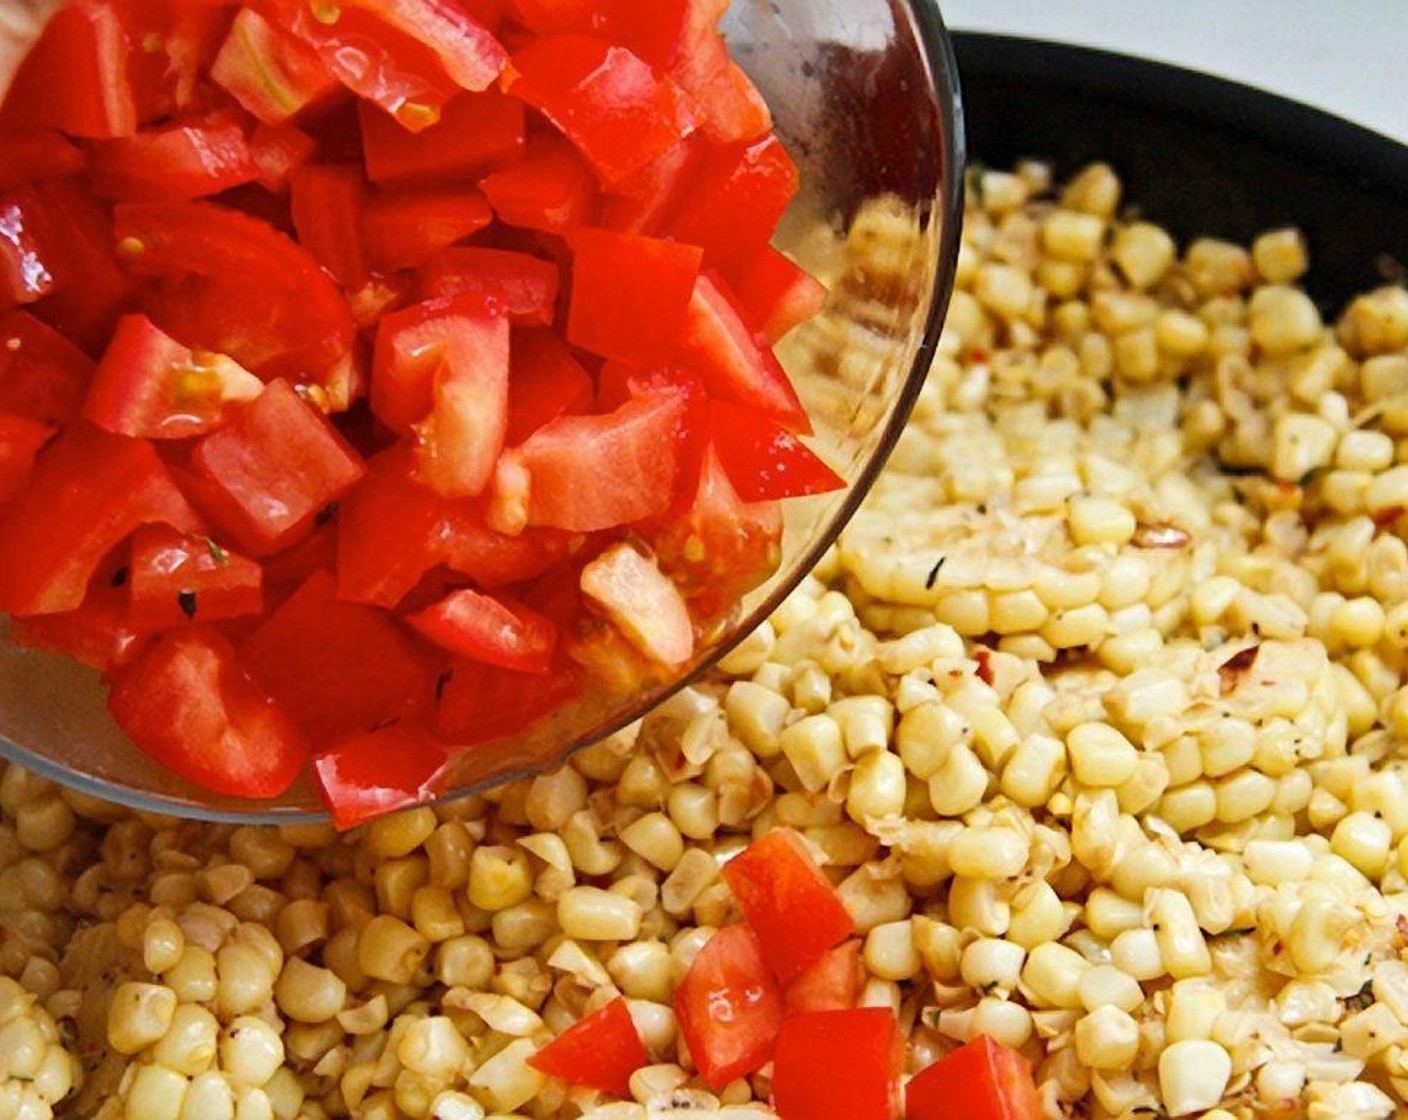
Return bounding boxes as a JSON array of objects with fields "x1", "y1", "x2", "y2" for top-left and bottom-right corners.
[{"x1": 941, "y1": 1, "x2": 1408, "y2": 147}]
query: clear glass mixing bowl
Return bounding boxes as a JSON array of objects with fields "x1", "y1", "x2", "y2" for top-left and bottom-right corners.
[{"x1": 0, "y1": 0, "x2": 965, "y2": 822}]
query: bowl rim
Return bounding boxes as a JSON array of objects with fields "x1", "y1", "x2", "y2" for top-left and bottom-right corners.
[{"x1": 0, "y1": 3, "x2": 968, "y2": 825}]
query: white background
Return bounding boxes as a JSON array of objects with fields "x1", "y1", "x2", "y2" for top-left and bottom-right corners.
[{"x1": 941, "y1": 1, "x2": 1408, "y2": 146}]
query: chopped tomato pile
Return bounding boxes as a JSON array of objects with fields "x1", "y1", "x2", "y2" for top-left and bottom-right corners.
[
  {"x1": 527, "y1": 826, "x2": 1043, "y2": 1118},
  {"x1": 0, "y1": 0, "x2": 843, "y2": 820}
]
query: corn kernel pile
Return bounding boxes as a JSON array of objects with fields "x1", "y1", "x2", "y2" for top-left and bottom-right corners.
[{"x1": 5, "y1": 161, "x2": 1408, "y2": 1120}]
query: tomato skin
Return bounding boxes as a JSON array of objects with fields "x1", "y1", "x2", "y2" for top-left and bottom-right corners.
[
  {"x1": 0, "y1": 422, "x2": 200, "y2": 616},
  {"x1": 187, "y1": 379, "x2": 365, "y2": 556},
  {"x1": 128, "y1": 526, "x2": 263, "y2": 630},
  {"x1": 247, "y1": 122, "x2": 317, "y2": 193},
  {"x1": 113, "y1": 201, "x2": 357, "y2": 382},
  {"x1": 413, "y1": 247, "x2": 559, "y2": 326},
  {"x1": 0, "y1": 310, "x2": 96, "y2": 427},
  {"x1": 359, "y1": 91, "x2": 525, "y2": 185},
  {"x1": 88, "y1": 117, "x2": 262, "y2": 202},
  {"x1": 681, "y1": 272, "x2": 810, "y2": 434},
  {"x1": 519, "y1": 391, "x2": 687, "y2": 533},
  {"x1": 361, "y1": 186, "x2": 494, "y2": 272},
  {"x1": 1, "y1": 1, "x2": 137, "y2": 139},
  {"x1": 567, "y1": 229, "x2": 702, "y2": 367},
  {"x1": 666, "y1": 135, "x2": 799, "y2": 276},
  {"x1": 0, "y1": 131, "x2": 86, "y2": 191},
  {"x1": 289, "y1": 165, "x2": 371, "y2": 288},
  {"x1": 108, "y1": 626, "x2": 309, "y2": 798},
  {"x1": 240, "y1": 570, "x2": 440, "y2": 746},
  {"x1": 83, "y1": 314, "x2": 263, "y2": 440},
  {"x1": 732, "y1": 246, "x2": 829, "y2": 345},
  {"x1": 0, "y1": 188, "x2": 62, "y2": 307},
  {"x1": 771, "y1": 1008, "x2": 903, "y2": 1120},
  {"x1": 406, "y1": 588, "x2": 556, "y2": 673},
  {"x1": 313, "y1": 721, "x2": 450, "y2": 830},
  {"x1": 504, "y1": 329, "x2": 594, "y2": 445},
  {"x1": 528, "y1": 997, "x2": 649, "y2": 1095},
  {"x1": 480, "y1": 137, "x2": 598, "y2": 234},
  {"x1": 336, "y1": 447, "x2": 444, "y2": 608},
  {"x1": 721, "y1": 828, "x2": 855, "y2": 983},
  {"x1": 708, "y1": 401, "x2": 845, "y2": 503},
  {"x1": 434, "y1": 656, "x2": 580, "y2": 744},
  {"x1": 10, "y1": 571, "x2": 146, "y2": 673},
  {"x1": 905, "y1": 1037, "x2": 1044, "y2": 1120},
  {"x1": 0, "y1": 413, "x2": 54, "y2": 507},
  {"x1": 674, "y1": 923, "x2": 783, "y2": 1089},
  {"x1": 782, "y1": 940, "x2": 863, "y2": 1017},
  {"x1": 211, "y1": 6, "x2": 341, "y2": 126},
  {"x1": 340, "y1": 0, "x2": 507, "y2": 94},
  {"x1": 505, "y1": 34, "x2": 695, "y2": 187}
]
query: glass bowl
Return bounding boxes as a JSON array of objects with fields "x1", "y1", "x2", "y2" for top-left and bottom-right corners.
[{"x1": 0, "y1": 0, "x2": 965, "y2": 822}]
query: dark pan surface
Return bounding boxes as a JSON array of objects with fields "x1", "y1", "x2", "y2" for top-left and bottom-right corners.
[{"x1": 953, "y1": 32, "x2": 1408, "y2": 310}]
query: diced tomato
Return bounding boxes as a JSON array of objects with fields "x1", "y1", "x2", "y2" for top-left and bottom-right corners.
[
  {"x1": 122, "y1": 1, "x2": 234, "y2": 125},
  {"x1": 504, "y1": 35, "x2": 695, "y2": 186},
  {"x1": 187, "y1": 379, "x2": 364, "y2": 555},
  {"x1": 671, "y1": 38, "x2": 770, "y2": 146},
  {"x1": 0, "y1": 310, "x2": 96, "y2": 426},
  {"x1": 1, "y1": 1, "x2": 137, "y2": 139},
  {"x1": 114, "y1": 200, "x2": 356, "y2": 381},
  {"x1": 0, "y1": 413, "x2": 54, "y2": 506},
  {"x1": 519, "y1": 391, "x2": 686, "y2": 532},
  {"x1": 341, "y1": 0, "x2": 508, "y2": 94},
  {"x1": 598, "y1": 135, "x2": 703, "y2": 236},
  {"x1": 681, "y1": 272, "x2": 809, "y2": 433},
  {"x1": 262, "y1": 0, "x2": 461, "y2": 131},
  {"x1": 413, "y1": 307, "x2": 511, "y2": 498},
  {"x1": 0, "y1": 423, "x2": 200, "y2": 616},
  {"x1": 362, "y1": 186, "x2": 494, "y2": 272},
  {"x1": 9, "y1": 564, "x2": 145, "y2": 673},
  {"x1": 652, "y1": 445, "x2": 781, "y2": 619},
  {"x1": 580, "y1": 542, "x2": 695, "y2": 667},
  {"x1": 313, "y1": 721, "x2": 450, "y2": 830},
  {"x1": 88, "y1": 117, "x2": 262, "y2": 202},
  {"x1": 127, "y1": 526, "x2": 263, "y2": 630},
  {"x1": 289, "y1": 165, "x2": 370, "y2": 288},
  {"x1": 506, "y1": 0, "x2": 603, "y2": 35},
  {"x1": 708, "y1": 401, "x2": 844, "y2": 503},
  {"x1": 528, "y1": 997, "x2": 649, "y2": 1095},
  {"x1": 666, "y1": 136, "x2": 799, "y2": 276},
  {"x1": 108, "y1": 627, "x2": 308, "y2": 798},
  {"x1": 359, "y1": 91, "x2": 525, "y2": 185},
  {"x1": 83, "y1": 314, "x2": 263, "y2": 440},
  {"x1": 0, "y1": 188, "x2": 62, "y2": 306},
  {"x1": 567, "y1": 229, "x2": 701, "y2": 367},
  {"x1": 373, "y1": 296, "x2": 482, "y2": 431},
  {"x1": 732, "y1": 246, "x2": 828, "y2": 344},
  {"x1": 240, "y1": 569, "x2": 438, "y2": 745},
  {"x1": 782, "y1": 940, "x2": 863, "y2": 1016},
  {"x1": 479, "y1": 136, "x2": 597, "y2": 233},
  {"x1": 437, "y1": 498, "x2": 571, "y2": 588},
  {"x1": 414, "y1": 247, "x2": 558, "y2": 325},
  {"x1": 0, "y1": 131, "x2": 85, "y2": 191},
  {"x1": 336, "y1": 446, "x2": 443, "y2": 607},
  {"x1": 595, "y1": 363, "x2": 708, "y2": 503},
  {"x1": 248, "y1": 122, "x2": 317, "y2": 193},
  {"x1": 905, "y1": 1037, "x2": 1044, "y2": 1120},
  {"x1": 721, "y1": 828, "x2": 855, "y2": 983},
  {"x1": 771, "y1": 1009, "x2": 903, "y2": 1120},
  {"x1": 504, "y1": 329, "x2": 593, "y2": 445},
  {"x1": 674, "y1": 923, "x2": 782, "y2": 1089},
  {"x1": 211, "y1": 7, "x2": 341, "y2": 126},
  {"x1": 407, "y1": 588, "x2": 556, "y2": 672},
  {"x1": 28, "y1": 180, "x2": 137, "y2": 354},
  {"x1": 434, "y1": 655, "x2": 580, "y2": 743}
]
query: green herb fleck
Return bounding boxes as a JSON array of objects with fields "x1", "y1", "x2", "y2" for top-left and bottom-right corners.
[{"x1": 205, "y1": 538, "x2": 229, "y2": 569}]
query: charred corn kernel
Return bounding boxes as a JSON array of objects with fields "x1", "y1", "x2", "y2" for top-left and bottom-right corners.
[{"x1": 1158, "y1": 1040, "x2": 1232, "y2": 1116}]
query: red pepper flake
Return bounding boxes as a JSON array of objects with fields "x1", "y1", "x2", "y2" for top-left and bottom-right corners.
[
  {"x1": 974, "y1": 647, "x2": 995, "y2": 686},
  {"x1": 1218, "y1": 644, "x2": 1260, "y2": 695},
  {"x1": 1396, "y1": 913, "x2": 1408, "y2": 943},
  {"x1": 1133, "y1": 522, "x2": 1191, "y2": 549},
  {"x1": 965, "y1": 347, "x2": 991, "y2": 366},
  {"x1": 1374, "y1": 506, "x2": 1405, "y2": 530}
]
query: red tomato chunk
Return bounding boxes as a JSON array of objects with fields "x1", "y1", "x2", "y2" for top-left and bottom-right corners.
[
  {"x1": 674, "y1": 923, "x2": 782, "y2": 1089},
  {"x1": 0, "y1": 0, "x2": 834, "y2": 816},
  {"x1": 771, "y1": 1008, "x2": 903, "y2": 1120},
  {"x1": 527, "y1": 997, "x2": 649, "y2": 1095},
  {"x1": 906, "y1": 1036, "x2": 1044, "y2": 1120}
]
